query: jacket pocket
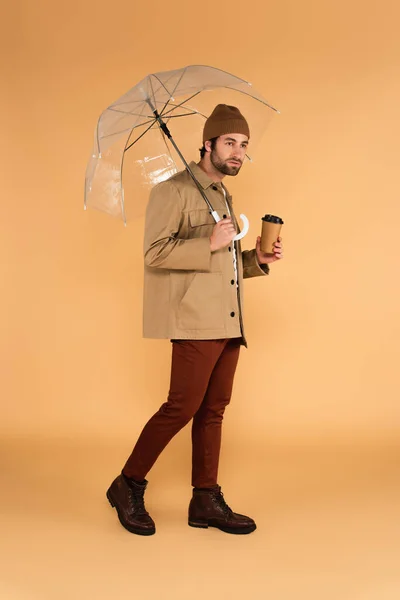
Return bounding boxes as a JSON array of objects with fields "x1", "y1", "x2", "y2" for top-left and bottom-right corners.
[
  {"x1": 188, "y1": 209, "x2": 216, "y2": 228},
  {"x1": 177, "y1": 272, "x2": 224, "y2": 331}
]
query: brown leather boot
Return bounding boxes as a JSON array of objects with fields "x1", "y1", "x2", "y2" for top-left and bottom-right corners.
[
  {"x1": 188, "y1": 485, "x2": 256, "y2": 534},
  {"x1": 106, "y1": 473, "x2": 155, "y2": 536}
]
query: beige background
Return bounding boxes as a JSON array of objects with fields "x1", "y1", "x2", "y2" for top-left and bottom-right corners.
[{"x1": 1, "y1": 1, "x2": 400, "y2": 599}]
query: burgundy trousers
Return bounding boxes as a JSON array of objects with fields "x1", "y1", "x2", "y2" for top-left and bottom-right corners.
[{"x1": 122, "y1": 338, "x2": 241, "y2": 488}]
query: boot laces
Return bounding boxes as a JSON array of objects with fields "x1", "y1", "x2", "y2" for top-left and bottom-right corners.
[
  {"x1": 212, "y1": 489, "x2": 233, "y2": 516},
  {"x1": 128, "y1": 487, "x2": 149, "y2": 516}
]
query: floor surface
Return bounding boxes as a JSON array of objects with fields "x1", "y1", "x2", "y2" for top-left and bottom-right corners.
[{"x1": 1, "y1": 438, "x2": 399, "y2": 599}]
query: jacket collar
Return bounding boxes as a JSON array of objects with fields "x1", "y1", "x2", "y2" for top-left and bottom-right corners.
[
  {"x1": 188, "y1": 161, "x2": 232, "y2": 200},
  {"x1": 188, "y1": 161, "x2": 214, "y2": 190}
]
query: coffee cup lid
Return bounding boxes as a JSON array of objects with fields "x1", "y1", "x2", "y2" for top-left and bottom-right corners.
[{"x1": 262, "y1": 214, "x2": 284, "y2": 224}]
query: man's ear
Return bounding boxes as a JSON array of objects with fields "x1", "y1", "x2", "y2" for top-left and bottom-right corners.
[{"x1": 204, "y1": 140, "x2": 212, "y2": 153}]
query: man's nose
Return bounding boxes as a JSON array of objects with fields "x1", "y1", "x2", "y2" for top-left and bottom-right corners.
[{"x1": 232, "y1": 150, "x2": 244, "y2": 160}]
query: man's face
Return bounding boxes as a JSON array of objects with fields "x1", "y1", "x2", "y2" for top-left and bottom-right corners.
[{"x1": 208, "y1": 133, "x2": 249, "y2": 176}]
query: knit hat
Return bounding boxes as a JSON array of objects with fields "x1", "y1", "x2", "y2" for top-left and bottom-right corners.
[{"x1": 202, "y1": 104, "x2": 250, "y2": 143}]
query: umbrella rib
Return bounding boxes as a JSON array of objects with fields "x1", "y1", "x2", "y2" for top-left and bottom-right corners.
[
  {"x1": 163, "y1": 112, "x2": 199, "y2": 119},
  {"x1": 150, "y1": 74, "x2": 172, "y2": 105},
  {"x1": 100, "y1": 89, "x2": 157, "y2": 141},
  {"x1": 99, "y1": 126, "x2": 136, "y2": 140},
  {"x1": 124, "y1": 120, "x2": 158, "y2": 153},
  {"x1": 162, "y1": 100, "x2": 206, "y2": 120},
  {"x1": 177, "y1": 106, "x2": 208, "y2": 120},
  {"x1": 160, "y1": 90, "x2": 202, "y2": 117},
  {"x1": 185, "y1": 64, "x2": 250, "y2": 85},
  {"x1": 107, "y1": 107, "x2": 154, "y2": 119},
  {"x1": 162, "y1": 97, "x2": 199, "y2": 115},
  {"x1": 222, "y1": 85, "x2": 279, "y2": 112},
  {"x1": 110, "y1": 98, "x2": 150, "y2": 107},
  {"x1": 143, "y1": 70, "x2": 180, "y2": 110},
  {"x1": 148, "y1": 75, "x2": 158, "y2": 111},
  {"x1": 107, "y1": 83, "x2": 156, "y2": 137},
  {"x1": 168, "y1": 66, "x2": 188, "y2": 105},
  {"x1": 156, "y1": 67, "x2": 188, "y2": 116},
  {"x1": 149, "y1": 74, "x2": 175, "y2": 116},
  {"x1": 99, "y1": 118, "x2": 155, "y2": 141}
]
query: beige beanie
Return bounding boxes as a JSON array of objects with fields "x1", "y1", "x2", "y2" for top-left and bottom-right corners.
[{"x1": 202, "y1": 104, "x2": 250, "y2": 143}]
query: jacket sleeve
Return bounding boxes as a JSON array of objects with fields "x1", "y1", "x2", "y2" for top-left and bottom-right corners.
[
  {"x1": 143, "y1": 179, "x2": 211, "y2": 271},
  {"x1": 242, "y1": 248, "x2": 270, "y2": 279}
]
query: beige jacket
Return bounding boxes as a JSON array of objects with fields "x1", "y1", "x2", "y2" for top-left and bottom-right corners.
[{"x1": 142, "y1": 161, "x2": 269, "y2": 347}]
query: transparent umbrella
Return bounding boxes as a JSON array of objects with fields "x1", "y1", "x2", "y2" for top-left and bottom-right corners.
[{"x1": 84, "y1": 64, "x2": 278, "y2": 239}]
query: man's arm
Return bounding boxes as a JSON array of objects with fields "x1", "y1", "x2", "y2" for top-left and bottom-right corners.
[
  {"x1": 242, "y1": 249, "x2": 270, "y2": 279},
  {"x1": 144, "y1": 179, "x2": 211, "y2": 271}
]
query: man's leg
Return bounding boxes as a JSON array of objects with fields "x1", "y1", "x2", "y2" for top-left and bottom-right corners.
[
  {"x1": 191, "y1": 338, "x2": 241, "y2": 488},
  {"x1": 123, "y1": 339, "x2": 227, "y2": 481},
  {"x1": 107, "y1": 340, "x2": 229, "y2": 535},
  {"x1": 189, "y1": 338, "x2": 257, "y2": 534}
]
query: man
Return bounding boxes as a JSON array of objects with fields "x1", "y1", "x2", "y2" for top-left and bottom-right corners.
[{"x1": 106, "y1": 104, "x2": 283, "y2": 536}]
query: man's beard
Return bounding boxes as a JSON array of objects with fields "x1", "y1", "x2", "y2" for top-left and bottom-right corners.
[{"x1": 210, "y1": 149, "x2": 242, "y2": 176}]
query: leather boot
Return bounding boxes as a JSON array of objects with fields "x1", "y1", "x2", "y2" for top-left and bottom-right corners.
[
  {"x1": 188, "y1": 485, "x2": 256, "y2": 534},
  {"x1": 106, "y1": 473, "x2": 155, "y2": 536}
]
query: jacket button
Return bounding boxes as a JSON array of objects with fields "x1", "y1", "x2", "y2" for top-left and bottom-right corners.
[
  {"x1": 212, "y1": 185, "x2": 218, "y2": 190},
  {"x1": 230, "y1": 311, "x2": 235, "y2": 317},
  {"x1": 231, "y1": 279, "x2": 235, "y2": 285},
  {"x1": 223, "y1": 214, "x2": 227, "y2": 219},
  {"x1": 228, "y1": 247, "x2": 231, "y2": 252}
]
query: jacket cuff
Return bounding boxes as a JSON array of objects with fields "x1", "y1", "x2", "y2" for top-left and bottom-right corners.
[{"x1": 243, "y1": 248, "x2": 270, "y2": 279}]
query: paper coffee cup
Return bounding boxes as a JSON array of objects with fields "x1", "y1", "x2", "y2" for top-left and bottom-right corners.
[{"x1": 261, "y1": 214, "x2": 284, "y2": 254}]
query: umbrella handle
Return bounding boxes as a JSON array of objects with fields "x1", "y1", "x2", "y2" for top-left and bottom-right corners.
[
  {"x1": 233, "y1": 214, "x2": 249, "y2": 241},
  {"x1": 211, "y1": 211, "x2": 250, "y2": 242}
]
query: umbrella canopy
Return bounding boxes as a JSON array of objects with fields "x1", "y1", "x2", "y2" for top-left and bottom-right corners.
[{"x1": 85, "y1": 64, "x2": 279, "y2": 224}]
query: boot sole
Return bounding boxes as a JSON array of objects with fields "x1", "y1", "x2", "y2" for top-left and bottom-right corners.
[
  {"x1": 188, "y1": 520, "x2": 256, "y2": 535},
  {"x1": 106, "y1": 489, "x2": 156, "y2": 536}
]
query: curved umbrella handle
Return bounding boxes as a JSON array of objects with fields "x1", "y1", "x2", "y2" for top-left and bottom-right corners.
[
  {"x1": 211, "y1": 211, "x2": 249, "y2": 241},
  {"x1": 233, "y1": 213, "x2": 249, "y2": 241}
]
